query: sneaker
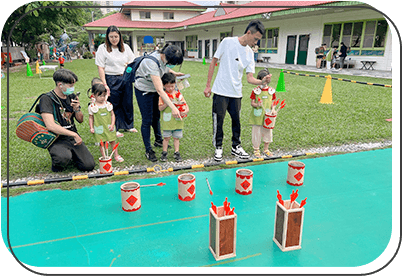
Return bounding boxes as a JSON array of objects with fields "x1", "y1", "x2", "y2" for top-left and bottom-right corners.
[
  {"x1": 145, "y1": 149, "x2": 157, "y2": 162},
  {"x1": 231, "y1": 145, "x2": 250, "y2": 159},
  {"x1": 174, "y1": 151, "x2": 182, "y2": 162},
  {"x1": 160, "y1": 151, "x2": 168, "y2": 162},
  {"x1": 214, "y1": 147, "x2": 223, "y2": 162}
]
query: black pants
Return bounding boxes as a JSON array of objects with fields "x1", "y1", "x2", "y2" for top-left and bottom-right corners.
[
  {"x1": 48, "y1": 137, "x2": 95, "y2": 172},
  {"x1": 105, "y1": 74, "x2": 134, "y2": 131},
  {"x1": 212, "y1": 94, "x2": 242, "y2": 148},
  {"x1": 134, "y1": 88, "x2": 163, "y2": 152}
]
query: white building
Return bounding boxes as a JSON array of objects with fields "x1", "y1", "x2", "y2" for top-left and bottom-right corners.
[
  {"x1": 84, "y1": 1, "x2": 392, "y2": 71},
  {"x1": 96, "y1": 1, "x2": 115, "y2": 15}
]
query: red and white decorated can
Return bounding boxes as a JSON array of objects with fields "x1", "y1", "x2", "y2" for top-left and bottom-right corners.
[
  {"x1": 99, "y1": 157, "x2": 112, "y2": 174},
  {"x1": 263, "y1": 113, "x2": 277, "y2": 129},
  {"x1": 235, "y1": 169, "x2": 253, "y2": 195},
  {"x1": 178, "y1": 173, "x2": 196, "y2": 201},
  {"x1": 121, "y1": 182, "x2": 141, "y2": 212},
  {"x1": 286, "y1": 161, "x2": 305, "y2": 186}
]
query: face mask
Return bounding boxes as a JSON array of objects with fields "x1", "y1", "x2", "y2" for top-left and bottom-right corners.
[
  {"x1": 62, "y1": 84, "x2": 75, "y2": 95},
  {"x1": 166, "y1": 64, "x2": 175, "y2": 69}
]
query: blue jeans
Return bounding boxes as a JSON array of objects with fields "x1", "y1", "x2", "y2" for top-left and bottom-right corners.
[{"x1": 134, "y1": 87, "x2": 163, "y2": 152}]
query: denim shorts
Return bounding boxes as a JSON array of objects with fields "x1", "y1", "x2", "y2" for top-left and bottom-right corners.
[{"x1": 163, "y1": 129, "x2": 183, "y2": 139}]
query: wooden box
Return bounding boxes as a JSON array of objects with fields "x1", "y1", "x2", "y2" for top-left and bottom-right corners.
[
  {"x1": 273, "y1": 200, "x2": 305, "y2": 251},
  {"x1": 209, "y1": 206, "x2": 237, "y2": 261}
]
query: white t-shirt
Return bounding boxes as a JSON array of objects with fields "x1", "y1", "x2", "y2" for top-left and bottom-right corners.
[
  {"x1": 212, "y1": 37, "x2": 255, "y2": 98},
  {"x1": 95, "y1": 43, "x2": 136, "y2": 75}
]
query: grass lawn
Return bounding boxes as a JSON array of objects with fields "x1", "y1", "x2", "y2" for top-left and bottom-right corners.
[{"x1": 1, "y1": 59, "x2": 392, "y2": 185}]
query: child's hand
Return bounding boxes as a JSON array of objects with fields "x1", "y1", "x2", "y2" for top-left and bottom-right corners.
[
  {"x1": 90, "y1": 128, "x2": 95, "y2": 134},
  {"x1": 108, "y1": 124, "x2": 114, "y2": 132}
]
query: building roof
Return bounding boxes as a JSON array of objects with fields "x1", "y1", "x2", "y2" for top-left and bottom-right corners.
[
  {"x1": 84, "y1": 1, "x2": 337, "y2": 30},
  {"x1": 122, "y1": 1, "x2": 203, "y2": 8}
]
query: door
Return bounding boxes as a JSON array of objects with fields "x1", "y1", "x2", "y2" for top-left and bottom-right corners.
[
  {"x1": 285, "y1": 35, "x2": 297, "y2": 64},
  {"x1": 205, "y1": 40, "x2": 210, "y2": 58},
  {"x1": 212, "y1": 39, "x2": 217, "y2": 55},
  {"x1": 198, "y1": 40, "x2": 202, "y2": 58},
  {"x1": 297, "y1": 35, "x2": 310, "y2": 65}
]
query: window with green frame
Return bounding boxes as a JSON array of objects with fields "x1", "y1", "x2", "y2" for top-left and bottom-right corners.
[
  {"x1": 259, "y1": 28, "x2": 279, "y2": 54},
  {"x1": 186, "y1": 35, "x2": 198, "y2": 51},
  {"x1": 322, "y1": 19, "x2": 388, "y2": 56}
]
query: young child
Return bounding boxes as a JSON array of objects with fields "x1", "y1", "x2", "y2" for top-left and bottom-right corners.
[
  {"x1": 88, "y1": 83, "x2": 124, "y2": 162},
  {"x1": 58, "y1": 53, "x2": 65, "y2": 68},
  {"x1": 249, "y1": 69, "x2": 276, "y2": 158},
  {"x1": 158, "y1": 72, "x2": 189, "y2": 162},
  {"x1": 87, "y1": 77, "x2": 103, "y2": 104}
]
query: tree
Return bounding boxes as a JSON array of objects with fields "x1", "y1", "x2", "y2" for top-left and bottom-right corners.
[{"x1": 1, "y1": 1, "x2": 103, "y2": 54}]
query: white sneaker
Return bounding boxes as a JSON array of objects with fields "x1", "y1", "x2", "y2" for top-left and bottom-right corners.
[
  {"x1": 231, "y1": 145, "x2": 250, "y2": 159},
  {"x1": 214, "y1": 147, "x2": 223, "y2": 162}
]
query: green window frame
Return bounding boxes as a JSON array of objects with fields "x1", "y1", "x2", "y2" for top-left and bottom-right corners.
[
  {"x1": 322, "y1": 19, "x2": 388, "y2": 56},
  {"x1": 259, "y1": 28, "x2": 279, "y2": 54},
  {"x1": 186, "y1": 35, "x2": 198, "y2": 51}
]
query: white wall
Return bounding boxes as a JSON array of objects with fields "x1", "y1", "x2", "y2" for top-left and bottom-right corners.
[
  {"x1": 130, "y1": 9, "x2": 200, "y2": 22},
  {"x1": 129, "y1": 7, "x2": 393, "y2": 70},
  {"x1": 183, "y1": 8, "x2": 392, "y2": 70}
]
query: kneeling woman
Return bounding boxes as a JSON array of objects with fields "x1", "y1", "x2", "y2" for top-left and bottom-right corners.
[{"x1": 134, "y1": 44, "x2": 184, "y2": 162}]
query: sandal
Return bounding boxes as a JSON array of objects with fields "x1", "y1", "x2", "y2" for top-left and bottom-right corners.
[
  {"x1": 263, "y1": 150, "x2": 272, "y2": 157},
  {"x1": 115, "y1": 155, "x2": 124, "y2": 162},
  {"x1": 116, "y1": 131, "x2": 124, "y2": 138},
  {"x1": 126, "y1": 128, "x2": 138, "y2": 133},
  {"x1": 253, "y1": 148, "x2": 261, "y2": 158}
]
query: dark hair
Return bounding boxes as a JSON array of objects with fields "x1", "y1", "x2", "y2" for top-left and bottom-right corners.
[
  {"x1": 105, "y1": 25, "x2": 124, "y2": 53},
  {"x1": 244, "y1": 20, "x2": 265, "y2": 35},
  {"x1": 92, "y1": 83, "x2": 107, "y2": 97},
  {"x1": 87, "y1": 78, "x2": 103, "y2": 98},
  {"x1": 257, "y1": 69, "x2": 270, "y2": 80},
  {"x1": 53, "y1": 69, "x2": 78, "y2": 85},
  {"x1": 160, "y1": 44, "x2": 183, "y2": 65},
  {"x1": 161, "y1": 72, "x2": 176, "y2": 85}
]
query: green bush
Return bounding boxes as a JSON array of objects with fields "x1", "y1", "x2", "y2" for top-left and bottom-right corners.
[{"x1": 83, "y1": 51, "x2": 93, "y2": 59}]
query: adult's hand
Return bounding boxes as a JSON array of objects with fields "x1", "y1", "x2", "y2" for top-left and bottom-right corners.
[
  {"x1": 204, "y1": 86, "x2": 212, "y2": 98},
  {"x1": 73, "y1": 133, "x2": 83, "y2": 146},
  {"x1": 171, "y1": 106, "x2": 181, "y2": 119}
]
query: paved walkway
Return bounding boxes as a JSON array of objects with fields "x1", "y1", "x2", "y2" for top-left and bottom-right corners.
[{"x1": 186, "y1": 58, "x2": 392, "y2": 79}]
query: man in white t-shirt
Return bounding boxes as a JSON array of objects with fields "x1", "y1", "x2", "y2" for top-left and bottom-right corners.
[{"x1": 204, "y1": 20, "x2": 271, "y2": 162}]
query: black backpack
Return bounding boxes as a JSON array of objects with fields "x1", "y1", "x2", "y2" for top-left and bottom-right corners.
[{"x1": 123, "y1": 54, "x2": 160, "y2": 84}]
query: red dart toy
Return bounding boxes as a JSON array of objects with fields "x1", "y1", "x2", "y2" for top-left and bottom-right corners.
[
  {"x1": 277, "y1": 190, "x2": 284, "y2": 206},
  {"x1": 211, "y1": 202, "x2": 217, "y2": 214},
  {"x1": 290, "y1": 189, "x2": 299, "y2": 203},
  {"x1": 300, "y1": 197, "x2": 307, "y2": 208}
]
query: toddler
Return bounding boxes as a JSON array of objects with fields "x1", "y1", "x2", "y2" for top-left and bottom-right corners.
[
  {"x1": 249, "y1": 69, "x2": 276, "y2": 157},
  {"x1": 88, "y1": 82, "x2": 123, "y2": 162},
  {"x1": 158, "y1": 73, "x2": 189, "y2": 162}
]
